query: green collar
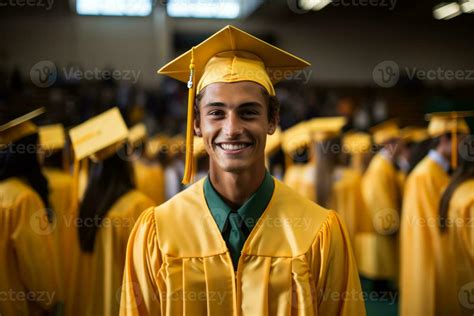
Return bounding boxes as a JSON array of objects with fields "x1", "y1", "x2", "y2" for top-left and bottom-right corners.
[{"x1": 204, "y1": 171, "x2": 275, "y2": 233}]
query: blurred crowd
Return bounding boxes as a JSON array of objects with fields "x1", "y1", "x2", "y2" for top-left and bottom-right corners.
[{"x1": 1, "y1": 66, "x2": 473, "y2": 315}]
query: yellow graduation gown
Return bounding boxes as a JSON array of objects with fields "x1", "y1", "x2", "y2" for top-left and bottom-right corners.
[
  {"x1": 0, "y1": 178, "x2": 59, "y2": 315},
  {"x1": 43, "y1": 167, "x2": 77, "y2": 303},
  {"x1": 283, "y1": 164, "x2": 316, "y2": 201},
  {"x1": 446, "y1": 179, "x2": 474, "y2": 315},
  {"x1": 134, "y1": 160, "x2": 166, "y2": 204},
  {"x1": 120, "y1": 179, "x2": 366, "y2": 316},
  {"x1": 399, "y1": 155, "x2": 451, "y2": 316},
  {"x1": 67, "y1": 190, "x2": 154, "y2": 316},
  {"x1": 358, "y1": 153, "x2": 402, "y2": 280},
  {"x1": 443, "y1": 179, "x2": 474, "y2": 315},
  {"x1": 330, "y1": 168, "x2": 367, "y2": 242}
]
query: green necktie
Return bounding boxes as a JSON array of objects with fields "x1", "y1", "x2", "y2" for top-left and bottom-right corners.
[{"x1": 228, "y1": 211, "x2": 246, "y2": 270}]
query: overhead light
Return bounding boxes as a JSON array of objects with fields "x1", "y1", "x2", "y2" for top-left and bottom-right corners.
[
  {"x1": 433, "y1": 2, "x2": 462, "y2": 19},
  {"x1": 76, "y1": 0, "x2": 152, "y2": 16},
  {"x1": 461, "y1": 0, "x2": 474, "y2": 12},
  {"x1": 167, "y1": 0, "x2": 264, "y2": 19},
  {"x1": 299, "y1": 0, "x2": 331, "y2": 11}
]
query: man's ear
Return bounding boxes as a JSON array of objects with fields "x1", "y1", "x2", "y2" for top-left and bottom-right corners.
[
  {"x1": 194, "y1": 118, "x2": 202, "y2": 137},
  {"x1": 267, "y1": 112, "x2": 279, "y2": 135}
]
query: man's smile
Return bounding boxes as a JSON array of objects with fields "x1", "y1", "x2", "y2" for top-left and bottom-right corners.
[{"x1": 215, "y1": 141, "x2": 254, "y2": 154}]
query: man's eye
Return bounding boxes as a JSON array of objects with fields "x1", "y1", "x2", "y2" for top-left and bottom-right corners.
[
  {"x1": 208, "y1": 110, "x2": 224, "y2": 116},
  {"x1": 241, "y1": 110, "x2": 259, "y2": 117}
]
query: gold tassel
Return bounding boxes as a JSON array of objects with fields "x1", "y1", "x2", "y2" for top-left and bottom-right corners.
[
  {"x1": 71, "y1": 158, "x2": 80, "y2": 209},
  {"x1": 182, "y1": 47, "x2": 196, "y2": 185},
  {"x1": 451, "y1": 112, "x2": 458, "y2": 169}
]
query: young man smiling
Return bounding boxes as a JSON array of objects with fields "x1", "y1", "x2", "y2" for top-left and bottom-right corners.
[{"x1": 120, "y1": 25, "x2": 365, "y2": 316}]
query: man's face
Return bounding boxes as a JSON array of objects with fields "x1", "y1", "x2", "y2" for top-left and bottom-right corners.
[{"x1": 194, "y1": 81, "x2": 277, "y2": 174}]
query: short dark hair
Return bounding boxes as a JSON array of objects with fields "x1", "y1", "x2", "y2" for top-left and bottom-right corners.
[{"x1": 194, "y1": 85, "x2": 280, "y2": 124}]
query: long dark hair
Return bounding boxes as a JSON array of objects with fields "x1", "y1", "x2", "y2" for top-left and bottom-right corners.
[
  {"x1": 78, "y1": 149, "x2": 135, "y2": 252},
  {"x1": 439, "y1": 157, "x2": 474, "y2": 232},
  {"x1": 0, "y1": 133, "x2": 51, "y2": 214},
  {"x1": 315, "y1": 137, "x2": 341, "y2": 208}
]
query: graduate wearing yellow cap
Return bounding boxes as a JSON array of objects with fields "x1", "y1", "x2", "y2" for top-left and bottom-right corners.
[
  {"x1": 0, "y1": 107, "x2": 60, "y2": 315},
  {"x1": 38, "y1": 123, "x2": 77, "y2": 306},
  {"x1": 120, "y1": 25, "x2": 365, "y2": 315},
  {"x1": 145, "y1": 134, "x2": 185, "y2": 200},
  {"x1": 129, "y1": 123, "x2": 166, "y2": 205},
  {"x1": 342, "y1": 131, "x2": 372, "y2": 174},
  {"x1": 66, "y1": 108, "x2": 154, "y2": 316},
  {"x1": 282, "y1": 121, "x2": 317, "y2": 201},
  {"x1": 437, "y1": 149, "x2": 474, "y2": 315},
  {"x1": 359, "y1": 120, "x2": 403, "y2": 282},
  {"x1": 399, "y1": 111, "x2": 472, "y2": 316}
]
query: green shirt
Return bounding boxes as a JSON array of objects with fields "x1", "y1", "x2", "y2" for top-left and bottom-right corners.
[{"x1": 203, "y1": 171, "x2": 275, "y2": 268}]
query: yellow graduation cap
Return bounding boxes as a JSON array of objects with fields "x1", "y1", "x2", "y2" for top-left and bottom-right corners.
[
  {"x1": 39, "y1": 124, "x2": 65, "y2": 152},
  {"x1": 265, "y1": 126, "x2": 282, "y2": 157},
  {"x1": 370, "y1": 119, "x2": 401, "y2": 145},
  {"x1": 342, "y1": 131, "x2": 372, "y2": 154},
  {"x1": 281, "y1": 122, "x2": 312, "y2": 155},
  {"x1": 158, "y1": 25, "x2": 311, "y2": 184},
  {"x1": 307, "y1": 116, "x2": 347, "y2": 142},
  {"x1": 401, "y1": 126, "x2": 429, "y2": 144},
  {"x1": 69, "y1": 107, "x2": 128, "y2": 162},
  {"x1": 0, "y1": 107, "x2": 45, "y2": 148},
  {"x1": 145, "y1": 134, "x2": 169, "y2": 160},
  {"x1": 425, "y1": 111, "x2": 473, "y2": 168},
  {"x1": 342, "y1": 131, "x2": 372, "y2": 172},
  {"x1": 128, "y1": 123, "x2": 147, "y2": 148},
  {"x1": 68, "y1": 107, "x2": 129, "y2": 206}
]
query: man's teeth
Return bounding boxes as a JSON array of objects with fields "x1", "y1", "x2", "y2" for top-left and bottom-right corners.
[{"x1": 219, "y1": 143, "x2": 249, "y2": 151}]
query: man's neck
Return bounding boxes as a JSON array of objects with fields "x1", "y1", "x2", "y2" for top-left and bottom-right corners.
[{"x1": 209, "y1": 163, "x2": 266, "y2": 209}]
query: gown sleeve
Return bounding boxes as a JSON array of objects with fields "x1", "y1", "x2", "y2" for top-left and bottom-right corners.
[
  {"x1": 311, "y1": 211, "x2": 366, "y2": 316},
  {"x1": 120, "y1": 207, "x2": 162, "y2": 316},
  {"x1": 11, "y1": 190, "x2": 59, "y2": 311}
]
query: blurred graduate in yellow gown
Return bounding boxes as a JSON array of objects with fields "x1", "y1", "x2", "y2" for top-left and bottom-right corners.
[
  {"x1": 129, "y1": 123, "x2": 166, "y2": 204},
  {"x1": 120, "y1": 25, "x2": 365, "y2": 316},
  {"x1": 38, "y1": 123, "x2": 76, "y2": 308},
  {"x1": 338, "y1": 131, "x2": 372, "y2": 243},
  {"x1": 400, "y1": 112, "x2": 472, "y2": 316},
  {"x1": 67, "y1": 108, "x2": 154, "y2": 316},
  {"x1": 282, "y1": 122, "x2": 317, "y2": 201},
  {"x1": 0, "y1": 108, "x2": 60, "y2": 315},
  {"x1": 306, "y1": 117, "x2": 367, "y2": 243},
  {"x1": 359, "y1": 120, "x2": 403, "y2": 282},
  {"x1": 438, "y1": 150, "x2": 474, "y2": 315}
]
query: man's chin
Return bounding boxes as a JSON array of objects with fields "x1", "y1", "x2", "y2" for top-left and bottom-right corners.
[{"x1": 217, "y1": 162, "x2": 250, "y2": 174}]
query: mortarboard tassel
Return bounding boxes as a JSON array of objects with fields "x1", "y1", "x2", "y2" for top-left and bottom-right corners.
[
  {"x1": 182, "y1": 47, "x2": 196, "y2": 185},
  {"x1": 451, "y1": 112, "x2": 458, "y2": 169}
]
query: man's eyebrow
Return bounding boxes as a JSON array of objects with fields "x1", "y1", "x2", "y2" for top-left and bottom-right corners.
[
  {"x1": 203, "y1": 102, "x2": 263, "y2": 108},
  {"x1": 239, "y1": 102, "x2": 263, "y2": 109},
  {"x1": 204, "y1": 102, "x2": 226, "y2": 107}
]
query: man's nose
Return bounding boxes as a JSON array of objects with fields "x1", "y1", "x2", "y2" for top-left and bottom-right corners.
[{"x1": 223, "y1": 112, "x2": 243, "y2": 138}]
